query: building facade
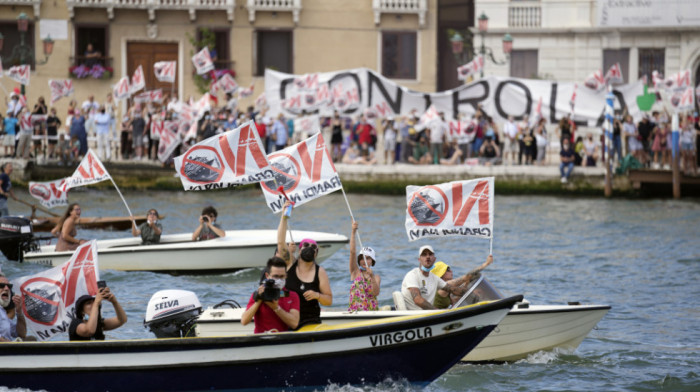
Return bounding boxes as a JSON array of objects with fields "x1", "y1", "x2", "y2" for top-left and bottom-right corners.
[
  {"x1": 1, "y1": 0, "x2": 478, "y2": 117},
  {"x1": 476, "y1": 0, "x2": 700, "y2": 87}
]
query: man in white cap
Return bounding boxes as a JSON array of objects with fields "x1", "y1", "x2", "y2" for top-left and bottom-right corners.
[
  {"x1": 0, "y1": 269, "x2": 27, "y2": 341},
  {"x1": 400, "y1": 245, "x2": 493, "y2": 310}
]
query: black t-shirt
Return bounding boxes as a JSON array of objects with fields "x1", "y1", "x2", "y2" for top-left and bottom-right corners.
[
  {"x1": 560, "y1": 147, "x2": 575, "y2": 161},
  {"x1": 285, "y1": 261, "x2": 321, "y2": 327},
  {"x1": 638, "y1": 121, "x2": 654, "y2": 140},
  {"x1": 69, "y1": 317, "x2": 106, "y2": 341}
]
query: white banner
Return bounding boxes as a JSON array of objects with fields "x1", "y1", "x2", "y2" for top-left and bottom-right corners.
[
  {"x1": 260, "y1": 132, "x2": 341, "y2": 213},
  {"x1": 48, "y1": 79, "x2": 74, "y2": 103},
  {"x1": 154, "y1": 61, "x2": 176, "y2": 83},
  {"x1": 660, "y1": 69, "x2": 692, "y2": 91},
  {"x1": 192, "y1": 48, "x2": 214, "y2": 75},
  {"x1": 265, "y1": 68, "x2": 645, "y2": 126},
  {"x1": 604, "y1": 63, "x2": 624, "y2": 85},
  {"x1": 14, "y1": 241, "x2": 100, "y2": 341},
  {"x1": 255, "y1": 93, "x2": 268, "y2": 111},
  {"x1": 405, "y1": 177, "x2": 494, "y2": 242},
  {"x1": 134, "y1": 89, "x2": 163, "y2": 104},
  {"x1": 7, "y1": 65, "x2": 30, "y2": 85},
  {"x1": 113, "y1": 76, "x2": 131, "y2": 101},
  {"x1": 173, "y1": 121, "x2": 273, "y2": 191},
  {"x1": 671, "y1": 86, "x2": 695, "y2": 113},
  {"x1": 130, "y1": 65, "x2": 145, "y2": 94},
  {"x1": 293, "y1": 114, "x2": 321, "y2": 136},
  {"x1": 61, "y1": 150, "x2": 112, "y2": 192},
  {"x1": 28, "y1": 178, "x2": 68, "y2": 209},
  {"x1": 457, "y1": 55, "x2": 484, "y2": 81}
]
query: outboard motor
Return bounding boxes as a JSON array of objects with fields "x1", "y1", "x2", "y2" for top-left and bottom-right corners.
[
  {"x1": 0, "y1": 216, "x2": 35, "y2": 261},
  {"x1": 144, "y1": 290, "x2": 202, "y2": 338}
]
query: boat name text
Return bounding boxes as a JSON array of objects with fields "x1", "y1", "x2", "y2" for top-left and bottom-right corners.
[
  {"x1": 154, "y1": 300, "x2": 179, "y2": 311},
  {"x1": 369, "y1": 327, "x2": 432, "y2": 347}
]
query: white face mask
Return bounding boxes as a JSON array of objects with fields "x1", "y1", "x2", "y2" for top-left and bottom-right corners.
[{"x1": 273, "y1": 279, "x2": 286, "y2": 289}]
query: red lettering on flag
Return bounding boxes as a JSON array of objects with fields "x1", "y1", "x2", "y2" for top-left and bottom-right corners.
[
  {"x1": 451, "y1": 180, "x2": 490, "y2": 226},
  {"x1": 77, "y1": 153, "x2": 106, "y2": 180},
  {"x1": 235, "y1": 123, "x2": 268, "y2": 176}
]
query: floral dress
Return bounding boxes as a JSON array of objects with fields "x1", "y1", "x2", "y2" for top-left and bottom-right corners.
[{"x1": 348, "y1": 274, "x2": 378, "y2": 312}]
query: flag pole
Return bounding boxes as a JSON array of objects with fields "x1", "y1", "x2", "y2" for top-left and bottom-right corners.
[
  {"x1": 340, "y1": 186, "x2": 367, "y2": 254},
  {"x1": 108, "y1": 177, "x2": 134, "y2": 221}
]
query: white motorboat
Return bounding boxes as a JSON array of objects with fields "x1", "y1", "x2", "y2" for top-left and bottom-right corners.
[
  {"x1": 196, "y1": 275, "x2": 610, "y2": 361},
  {"x1": 22, "y1": 230, "x2": 348, "y2": 273}
]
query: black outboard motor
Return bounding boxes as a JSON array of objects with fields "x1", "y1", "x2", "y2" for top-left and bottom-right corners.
[
  {"x1": 0, "y1": 216, "x2": 35, "y2": 261},
  {"x1": 144, "y1": 290, "x2": 202, "y2": 338}
]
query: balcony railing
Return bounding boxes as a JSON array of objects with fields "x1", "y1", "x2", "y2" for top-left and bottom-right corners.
[
  {"x1": 0, "y1": 0, "x2": 42, "y2": 18},
  {"x1": 65, "y1": 0, "x2": 235, "y2": 22},
  {"x1": 373, "y1": 0, "x2": 427, "y2": 27},
  {"x1": 508, "y1": 4, "x2": 541, "y2": 28},
  {"x1": 246, "y1": 0, "x2": 302, "y2": 24}
]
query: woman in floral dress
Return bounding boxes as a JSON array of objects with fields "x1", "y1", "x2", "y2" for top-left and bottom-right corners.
[{"x1": 347, "y1": 221, "x2": 381, "y2": 311}]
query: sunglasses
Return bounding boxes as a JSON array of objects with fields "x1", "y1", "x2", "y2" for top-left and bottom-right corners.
[
  {"x1": 301, "y1": 243, "x2": 318, "y2": 250},
  {"x1": 148, "y1": 211, "x2": 158, "y2": 215},
  {"x1": 0, "y1": 283, "x2": 13, "y2": 290}
]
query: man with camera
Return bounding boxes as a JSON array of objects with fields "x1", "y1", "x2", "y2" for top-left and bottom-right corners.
[
  {"x1": 192, "y1": 206, "x2": 226, "y2": 241},
  {"x1": 241, "y1": 257, "x2": 300, "y2": 333}
]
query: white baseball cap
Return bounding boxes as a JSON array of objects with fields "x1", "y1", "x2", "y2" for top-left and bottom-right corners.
[
  {"x1": 359, "y1": 246, "x2": 376, "y2": 262},
  {"x1": 418, "y1": 245, "x2": 435, "y2": 256}
]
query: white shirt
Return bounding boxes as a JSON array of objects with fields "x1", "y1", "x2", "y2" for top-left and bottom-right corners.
[
  {"x1": 401, "y1": 268, "x2": 447, "y2": 310},
  {"x1": 0, "y1": 307, "x2": 17, "y2": 341},
  {"x1": 429, "y1": 119, "x2": 448, "y2": 144},
  {"x1": 81, "y1": 100, "x2": 100, "y2": 117},
  {"x1": 504, "y1": 120, "x2": 518, "y2": 140}
]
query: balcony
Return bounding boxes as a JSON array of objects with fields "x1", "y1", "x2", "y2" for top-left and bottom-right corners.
[
  {"x1": 246, "y1": 0, "x2": 302, "y2": 25},
  {"x1": 508, "y1": 3, "x2": 541, "y2": 28},
  {"x1": 65, "y1": 0, "x2": 235, "y2": 22},
  {"x1": 0, "y1": 0, "x2": 42, "y2": 18},
  {"x1": 373, "y1": 0, "x2": 427, "y2": 27}
]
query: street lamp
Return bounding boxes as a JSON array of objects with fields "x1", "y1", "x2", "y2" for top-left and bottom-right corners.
[
  {"x1": 476, "y1": 11, "x2": 512, "y2": 77},
  {"x1": 0, "y1": 12, "x2": 55, "y2": 95}
]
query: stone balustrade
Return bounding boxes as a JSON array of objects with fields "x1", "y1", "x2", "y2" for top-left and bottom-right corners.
[
  {"x1": 65, "y1": 0, "x2": 235, "y2": 22},
  {"x1": 372, "y1": 0, "x2": 427, "y2": 27}
]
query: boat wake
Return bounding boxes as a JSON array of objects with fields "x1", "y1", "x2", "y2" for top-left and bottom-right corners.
[
  {"x1": 322, "y1": 377, "x2": 418, "y2": 392},
  {"x1": 517, "y1": 347, "x2": 574, "y2": 364}
]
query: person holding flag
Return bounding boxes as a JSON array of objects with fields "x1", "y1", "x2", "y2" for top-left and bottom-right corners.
[
  {"x1": 69, "y1": 283, "x2": 127, "y2": 341},
  {"x1": 347, "y1": 221, "x2": 380, "y2": 312}
]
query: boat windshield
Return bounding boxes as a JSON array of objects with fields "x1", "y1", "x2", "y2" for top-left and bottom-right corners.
[{"x1": 451, "y1": 275, "x2": 504, "y2": 309}]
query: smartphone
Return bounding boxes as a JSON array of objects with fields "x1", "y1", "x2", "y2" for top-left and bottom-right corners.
[{"x1": 97, "y1": 280, "x2": 107, "y2": 289}]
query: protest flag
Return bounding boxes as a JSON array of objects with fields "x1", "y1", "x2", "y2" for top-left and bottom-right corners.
[{"x1": 28, "y1": 178, "x2": 68, "y2": 209}]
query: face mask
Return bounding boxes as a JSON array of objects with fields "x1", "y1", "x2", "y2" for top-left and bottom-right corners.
[
  {"x1": 300, "y1": 247, "x2": 316, "y2": 262},
  {"x1": 420, "y1": 264, "x2": 435, "y2": 273},
  {"x1": 273, "y1": 279, "x2": 286, "y2": 289}
]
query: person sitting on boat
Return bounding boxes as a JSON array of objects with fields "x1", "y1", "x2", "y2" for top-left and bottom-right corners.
[
  {"x1": 0, "y1": 163, "x2": 18, "y2": 217},
  {"x1": 400, "y1": 245, "x2": 493, "y2": 310},
  {"x1": 0, "y1": 270, "x2": 28, "y2": 342},
  {"x1": 241, "y1": 257, "x2": 300, "y2": 333},
  {"x1": 132, "y1": 208, "x2": 163, "y2": 245},
  {"x1": 51, "y1": 203, "x2": 88, "y2": 252},
  {"x1": 69, "y1": 285, "x2": 127, "y2": 341},
  {"x1": 430, "y1": 259, "x2": 492, "y2": 309},
  {"x1": 276, "y1": 201, "x2": 333, "y2": 328},
  {"x1": 192, "y1": 206, "x2": 225, "y2": 241},
  {"x1": 347, "y1": 221, "x2": 380, "y2": 312}
]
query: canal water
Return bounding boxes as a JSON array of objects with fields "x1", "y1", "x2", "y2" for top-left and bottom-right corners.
[{"x1": 1, "y1": 188, "x2": 698, "y2": 391}]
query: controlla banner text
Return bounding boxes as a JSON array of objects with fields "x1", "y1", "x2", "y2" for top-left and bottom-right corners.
[{"x1": 265, "y1": 68, "x2": 644, "y2": 126}]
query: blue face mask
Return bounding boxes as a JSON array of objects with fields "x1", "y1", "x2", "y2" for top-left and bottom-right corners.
[
  {"x1": 359, "y1": 266, "x2": 367, "y2": 272},
  {"x1": 421, "y1": 264, "x2": 435, "y2": 273}
]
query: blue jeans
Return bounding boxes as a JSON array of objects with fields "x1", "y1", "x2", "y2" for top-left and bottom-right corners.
[
  {"x1": 560, "y1": 162, "x2": 574, "y2": 179},
  {"x1": 613, "y1": 135, "x2": 622, "y2": 162}
]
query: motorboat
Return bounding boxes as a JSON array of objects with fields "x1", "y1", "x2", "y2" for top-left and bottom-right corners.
[
  {"x1": 0, "y1": 294, "x2": 523, "y2": 392},
  {"x1": 196, "y1": 275, "x2": 610, "y2": 362},
  {"x1": 21, "y1": 229, "x2": 348, "y2": 273}
]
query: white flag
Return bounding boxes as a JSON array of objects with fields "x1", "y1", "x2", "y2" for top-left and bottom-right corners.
[
  {"x1": 157, "y1": 121, "x2": 181, "y2": 162},
  {"x1": 154, "y1": 61, "x2": 176, "y2": 83},
  {"x1": 457, "y1": 55, "x2": 484, "y2": 81},
  {"x1": 134, "y1": 89, "x2": 163, "y2": 104},
  {"x1": 130, "y1": 65, "x2": 146, "y2": 94},
  {"x1": 584, "y1": 69, "x2": 605, "y2": 91},
  {"x1": 661, "y1": 69, "x2": 692, "y2": 91},
  {"x1": 405, "y1": 177, "x2": 494, "y2": 242},
  {"x1": 216, "y1": 73, "x2": 238, "y2": 94},
  {"x1": 61, "y1": 150, "x2": 112, "y2": 192},
  {"x1": 28, "y1": 178, "x2": 69, "y2": 209},
  {"x1": 192, "y1": 47, "x2": 214, "y2": 75},
  {"x1": 670, "y1": 86, "x2": 695, "y2": 113},
  {"x1": 260, "y1": 132, "x2": 341, "y2": 213},
  {"x1": 7, "y1": 65, "x2": 30, "y2": 85},
  {"x1": 113, "y1": 76, "x2": 131, "y2": 100},
  {"x1": 14, "y1": 241, "x2": 100, "y2": 341},
  {"x1": 293, "y1": 114, "x2": 321, "y2": 137},
  {"x1": 173, "y1": 121, "x2": 273, "y2": 191},
  {"x1": 419, "y1": 104, "x2": 440, "y2": 127},
  {"x1": 48, "y1": 79, "x2": 74, "y2": 103},
  {"x1": 238, "y1": 82, "x2": 254, "y2": 99}
]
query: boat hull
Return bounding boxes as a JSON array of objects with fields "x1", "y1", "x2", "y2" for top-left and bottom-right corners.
[
  {"x1": 31, "y1": 215, "x2": 150, "y2": 232},
  {"x1": 196, "y1": 304, "x2": 610, "y2": 362},
  {"x1": 0, "y1": 296, "x2": 522, "y2": 392},
  {"x1": 22, "y1": 230, "x2": 348, "y2": 273}
]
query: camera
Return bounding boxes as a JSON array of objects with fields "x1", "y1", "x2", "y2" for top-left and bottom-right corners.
[
  {"x1": 202, "y1": 216, "x2": 209, "y2": 223},
  {"x1": 259, "y1": 279, "x2": 280, "y2": 302}
]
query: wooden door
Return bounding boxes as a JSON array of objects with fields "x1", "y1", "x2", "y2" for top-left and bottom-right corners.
[{"x1": 127, "y1": 42, "x2": 179, "y2": 97}]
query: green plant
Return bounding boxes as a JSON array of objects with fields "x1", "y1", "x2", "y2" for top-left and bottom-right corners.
[{"x1": 187, "y1": 28, "x2": 217, "y2": 94}]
